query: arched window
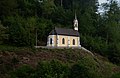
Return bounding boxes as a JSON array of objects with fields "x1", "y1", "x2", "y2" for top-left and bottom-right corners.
[
  {"x1": 73, "y1": 39, "x2": 75, "y2": 45},
  {"x1": 50, "y1": 38, "x2": 52, "y2": 44},
  {"x1": 62, "y1": 38, "x2": 65, "y2": 44}
]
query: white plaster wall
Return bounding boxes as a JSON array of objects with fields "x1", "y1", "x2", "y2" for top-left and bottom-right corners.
[
  {"x1": 57, "y1": 35, "x2": 81, "y2": 47},
  {"x1": 47, "y1": 35, "x2": 57, "y2": 47},
  {"x1": 47, "y1": 35, "x2": 81, "y2": 47}
]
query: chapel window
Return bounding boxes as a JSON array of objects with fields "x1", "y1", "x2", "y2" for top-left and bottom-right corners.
[
  {"x1": 62, "y1": 38, "x2": 65, "y2": 44},
  {"x1": 50, "y1": 38, "x2": 52, "y2": 44},
  {"x1": 73, "y1": 39, "x2": 75, "y2": 45}
]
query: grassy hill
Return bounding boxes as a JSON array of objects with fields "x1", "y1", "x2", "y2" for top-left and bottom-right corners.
[{"x1": 0, "y1": 46, "x2": 120, "y2": 78}]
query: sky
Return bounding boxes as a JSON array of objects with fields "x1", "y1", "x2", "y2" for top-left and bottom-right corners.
[
  {"x1": 98, "y1": 0, "x2": 120, "y2": 4},
  {"x1": 99, "y1": 0, "x2": 108, "y2": 4},
  {"x1": 98, "y1": 0, "x2": 120, "y2": 13}
]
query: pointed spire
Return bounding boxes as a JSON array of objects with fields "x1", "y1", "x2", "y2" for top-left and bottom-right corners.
[{"x1": 74, "y1": 11, "x2": 78, "y2": 31}]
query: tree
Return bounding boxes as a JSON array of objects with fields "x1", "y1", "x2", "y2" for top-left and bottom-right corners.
[
  {"x1": 37, "y1": 18, "x2": 53, "y2": 45},
  {"x1": 35, "y1": 60, "x2": 69, "y2": 78},
  {"x1": 0, "y1": 21, "x2": 8, "y2": 44},
  {"x1": 0, "y1": 0, "x2": 17, "y2": 19},
  {"x1": 98, "y1": 0, "x2": 120, "y2": 64},
  {"x1": 40, "y1": 0, "x2": 56, "y2": 19},
  {"x1": 6, "y1": 16, "x2": 37, "y2": 46},
  {"x1": 16, "y1": 0, "x2": 36, "y2": 17}
]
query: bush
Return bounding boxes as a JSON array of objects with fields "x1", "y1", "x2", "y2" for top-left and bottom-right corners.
[
  {"x1": 111, "y1": 73, "x2": 120, "y2": 78},
  {"x1": 10, "y1": 60, "x2": 69, "y2": 78},
  {"x1": 69, "y1": 57, "x2": 101, "y2": 78},
  {"x1": 10, "y1": 65, "x2": 35, "y2": 78},
  {"x1": 9, "y1": 59, "x2": 114, "y2": 78},
  {"x1": 35, "y1": 60, "x2": 69, "y2": 78}
]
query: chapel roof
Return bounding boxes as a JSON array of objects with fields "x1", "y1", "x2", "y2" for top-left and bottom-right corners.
[{"x1": 49, "y1": 27, "x2": 79, "y2": 37}]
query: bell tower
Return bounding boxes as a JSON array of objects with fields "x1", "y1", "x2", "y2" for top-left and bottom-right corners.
[{"x1": 73, "y1": 12, "x2": 78, "y2": 31}]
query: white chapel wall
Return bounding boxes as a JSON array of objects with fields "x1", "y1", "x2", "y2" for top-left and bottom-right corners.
[
  {"x1": 47, "y1": 35, "x2": 57, "y2": 47},
  {"x1": 57, "y1": 35, "x2": 80, "y2": 47},
  {"x1": 47, "y1": 35, "x2": 80, "y2": 47}
]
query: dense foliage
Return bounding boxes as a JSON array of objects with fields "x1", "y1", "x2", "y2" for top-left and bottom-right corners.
[
  {"x1": 10, "y1": 59, "x2": 114, "y2": 78},
  {"x1": 0, "y1": 0, "x2": 120, "y2": 65}
]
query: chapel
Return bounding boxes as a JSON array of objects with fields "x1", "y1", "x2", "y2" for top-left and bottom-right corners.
[{"x1": 47, "y1": 14, "x2": 81, "y2": 47}]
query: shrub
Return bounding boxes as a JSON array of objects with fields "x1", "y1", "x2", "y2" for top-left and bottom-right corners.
[
  {"x1": 10, "y1": 65, "x2": 35, "y2": 78},
  {"x1": 35, "y1": 60, "x2": 69, "y2": 78},
  {"x1": 69, "y1": 57, "x2": 101, "y2": 78},
  {"x1": 111, "y1": 72, "x2": 120, "y2": 78}
]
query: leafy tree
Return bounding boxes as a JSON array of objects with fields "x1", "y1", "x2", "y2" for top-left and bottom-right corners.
[
  {"x1": 40, "y1": 0, "x2": 56, "y2": 19},
  {"x1": 16, "y1": 0, "x2": 36, "y2": 17},
  {"x1": 69, "y1": 57, "x2": 102, "y2": 78},
  {"x1": 69, "y1": 63, "x2": 89, "y2": 78},
  {"x1": 0, "y1": 0, "x2": 17, "y2": 19},
  {"x1": 37, "y1": 18, "x2": 53, "y2": 45},
  {"x1": 99, "y1": 0, "x2": 120, "y2": 64},
  {"x1": 35, "y1": 60, "x2": 69, "y2": 78},
  {"x1": 0, "y1": 21, "x2": 8, "y2": 44},
  {"x1": 5, "y1": 16, "x2": 36, "y2": 46}
]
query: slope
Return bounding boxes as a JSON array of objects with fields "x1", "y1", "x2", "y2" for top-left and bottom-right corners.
[{"x1": 0, "y1": 46, "x2": 120, "y2": 78}]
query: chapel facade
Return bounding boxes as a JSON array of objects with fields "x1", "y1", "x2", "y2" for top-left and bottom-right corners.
[{"x1": 47, "y1": 14, "x2": 81, "y2": 47}]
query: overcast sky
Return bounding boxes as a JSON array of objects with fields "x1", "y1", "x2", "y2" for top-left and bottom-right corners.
[
  {"x1": 98, "y1": 0, "x2": 120, "y2": 13},
  {"x1": 99, "y1": 0, "x2": 120, "y2": 4},
  {"x1": 99, "y1": 0, "x2": 108, "y2": 4}
]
